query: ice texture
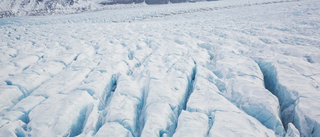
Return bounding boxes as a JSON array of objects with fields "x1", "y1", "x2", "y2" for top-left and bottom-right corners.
[
  {"x1": 27, "y1": 91, "x2": 94, "y2": 136},
  {"x1": 95, "y1": 122, "x2": 133, "y2": 137},
  {"x1": 173, "y1": 111, "x2": 209, "y2": 137},
  {"x1": 1, "y1": 0, "x2": 320, "y2": 136},
  {"x1": 285, "y1": 123, "x2": 300, "y2": 137},
  {"x1": 211, "y1": 53, "x2": 285, "y2": 135},
  {"x1": 256, "y1": 58, "x2": 320, "y2": 137},
  {"x1": 180, "y1": 66, "x2": 276, "y2": 137},
  {"x1": 0, "y1": 86, "x2": 24, "y2": 112}
]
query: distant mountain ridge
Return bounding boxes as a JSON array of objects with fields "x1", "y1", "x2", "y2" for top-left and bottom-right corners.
[{"x1": 0, "y1": 0, "x2": 213, "y2": 18}]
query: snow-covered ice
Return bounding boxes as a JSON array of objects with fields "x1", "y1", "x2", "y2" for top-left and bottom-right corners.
[{"x1": 1, "y1": 0, "x2": 320, "y2": 136}]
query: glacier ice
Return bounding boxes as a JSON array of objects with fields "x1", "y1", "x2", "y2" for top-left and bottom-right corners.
[
  {"x1": 101, "y1": 76, "x2": 143, "y2": 136},
  {"x1": 285, "y1": 123, "x2": 300, "y2": 137},
  {"x1": 1, "y1": 0, "x2": 320, "y2": 136},
  {"x1": 0, "y1": 120, "x2": 26, "y2": 137},
  {"x1": 181, "y1": 66, "x2": 276, "y2": 137},
  {"x1": 95, "y1": 122, "x2": 133, "y2": 137},
  {"x1": 173, "y1": 111, "x2": 209, "y2": 137},
  {"x1": 256, "y1": 57, "x2": 320, "y2": 137},
  {"x1": 27, "y1": 91, "x2": 94, "y2": 136},
  {"x1": 0, "y1": 86, "x2": 24, "y2": 112},
  {"x1": 211, "y1": 53, "x2": 285, "y2": 135}
]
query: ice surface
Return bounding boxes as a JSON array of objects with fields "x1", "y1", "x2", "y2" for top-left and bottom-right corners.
[
  {"x1": 0, "y1": 120, "x2": 26, "y2": 137},
  {"x1": 211, "y1": 53, "x2": 285, "y2": 135},
  {"x1": 256, "y1": 58, "x2": 320, "y2": 137},
  {"x1": 285, "y1": 123, "x2": 300, "y2": 137},
  {"x1": 27, "y1": 91, "x2": 94, "y2": 136},
  {"x1": 208, "y1": 111, "x2": 275, "y2": 137},
  {"x1": 173, "y1": 111, "x2": 209, "y2": 137},
  {"x1": 0, "y1": 86, "x2": 23, "y2": 112},
  {"x1": 98, "y1": 76, "x2": 143, "y2": 136},
  {"x1": 95, "y1": 122, "x2": 133, "y2": 137},
  {"x1": 1, "y1": 0, "x2": 320, "y2": 136},
  {"x1": 141, "y1": 103, "x2": 176, "y2": 137},
  {"x1": 182, "y1": 66, "x2": 276, "y2": 137},
  {"x1": 12, "y1": 96, "x2": 46, "y2": 113}
]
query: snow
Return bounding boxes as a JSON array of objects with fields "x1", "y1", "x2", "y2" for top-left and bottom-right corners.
[{"x1": 1, "y1": 0, "x2": 320, "y2": 136}]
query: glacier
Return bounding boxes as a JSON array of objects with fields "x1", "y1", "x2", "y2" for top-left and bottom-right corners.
[{"x1": 1, "y1": 0, "x2": 320, "y2": 136}]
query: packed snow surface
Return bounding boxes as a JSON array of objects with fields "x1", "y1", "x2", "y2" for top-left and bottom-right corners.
[{"x1": 1, "y1": 0, "x2": 320, "y2": 136}]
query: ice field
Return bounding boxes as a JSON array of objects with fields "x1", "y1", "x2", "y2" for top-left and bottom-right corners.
[{"x1": 0, "y1": 0, "x2": 320, "y2": 136}]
